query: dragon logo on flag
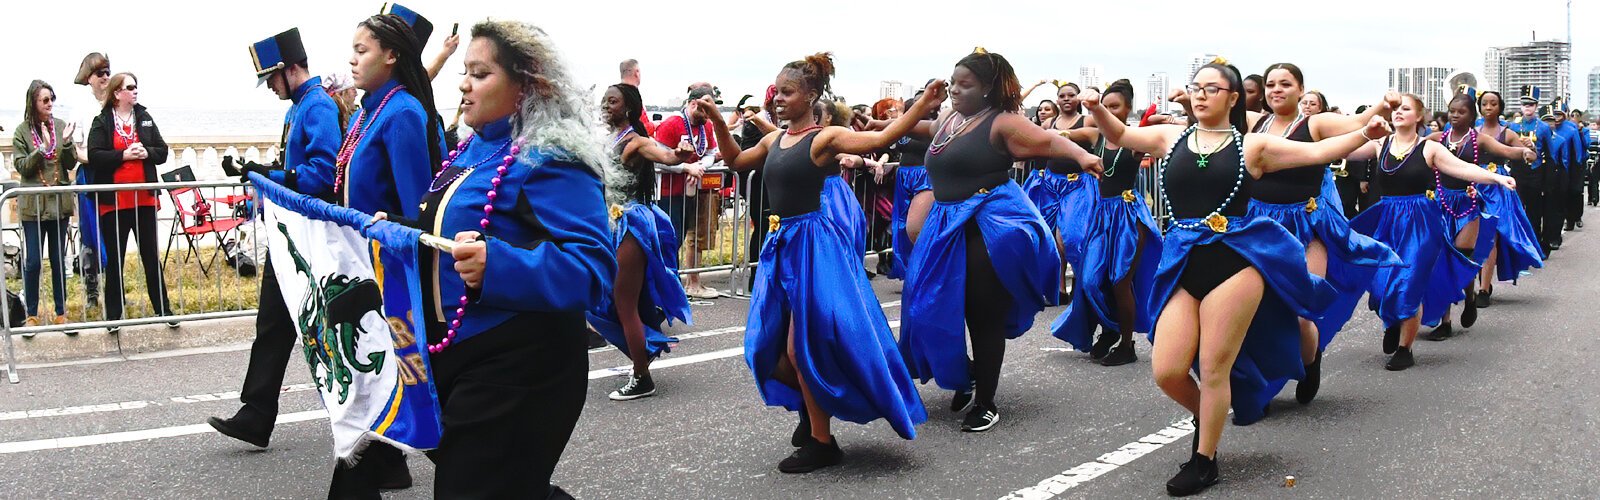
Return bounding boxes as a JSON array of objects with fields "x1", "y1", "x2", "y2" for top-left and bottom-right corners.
[{"x1": 279, "y1": 222, "x2": 388, "y2": 404}]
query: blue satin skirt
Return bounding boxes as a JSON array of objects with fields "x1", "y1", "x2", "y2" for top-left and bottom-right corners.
[
  {"x1": 1245, "y1": 197, "x2": 1402, "y2": 350},
  {"x1": 586, "y1": 202, "x2": 689, "y2": 359},
  {"x1": 1349, "y1": 194, "x2": 1479, "y2": 328},
  {"x1": 1049, "y1": 190, "x2": 1163, "y2": 349},
  {"x1": 888, "y1": 165, "x2": 933, "y2": 280},
  {"x1": 1476, "y1": 173, "x2": 1545, "y2": 282},
  {"x1": 1145, "y1": 217, "x2": 1337, "y2": 426},
  {"x1": 900, "y1": 181, "x2": 1060, "y2": 390},
  {"x1": 1023, "y1": 169, "x2": 1098, "y2": 264},
  {"x1": 745, "y1": 181, "x2": 925, "y2": 439}
]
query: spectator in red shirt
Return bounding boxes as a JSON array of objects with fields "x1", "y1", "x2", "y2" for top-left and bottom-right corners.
[
  {"x1": 654, "y1": 83, "x2": 720, "y2": 299},
  {"x1": 85, "y1": 73, "x2": 175, "y2": 331},
  {"x1": 620, "y1": 59, "x2": 654, "y2": 135}
]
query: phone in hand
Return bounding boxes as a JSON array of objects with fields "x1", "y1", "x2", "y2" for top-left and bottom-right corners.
[{"x1": 451, "y1": 23, "x2": 459, "y2": 36}]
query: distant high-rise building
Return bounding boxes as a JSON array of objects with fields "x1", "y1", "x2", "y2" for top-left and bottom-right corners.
[
  {"x1": 1483, "y1": 40, "x2": 1570, "y2": 105},
  {"x1": 1187, "y1": 53, "x2": 1219, "y2": 80},
  {"x1": 1079, "y1": 66, "x2": 1103, "y2": 90},
  {"x1": 1587, "y1": 66, "x2": 1598, "y2": 113},
  {"x1": 879, "y1": 80, "x2": 905, "y2": 100},
  {"x1": 1147, "y1": 72, "x2": 1170, "y2": 114},
  {"x1": 1388, "y1": 67, "x2": 1454, "y2": 114}
]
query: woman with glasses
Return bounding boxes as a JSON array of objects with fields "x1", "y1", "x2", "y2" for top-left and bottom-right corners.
[
  {"x1": 12, "y1": 80, "x2": 79, "y2": 332},
  {"x1": 1085, "y1": 60, "x2": 1386, "y2": 496},
  {"x1": 85, "y1": 73, "x2": 175, "y2": 332},
  {"x1": 1235, "y1": 63, "x2": 1402, "y2": 408},
  {"x1": 1346, "y1": 94, "x2": 1516, "y2": 372}
]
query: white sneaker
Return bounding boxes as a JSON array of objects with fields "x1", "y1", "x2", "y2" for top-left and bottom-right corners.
[{"x1": 687, "y1": 286, "x2": 720, "y2": 299}]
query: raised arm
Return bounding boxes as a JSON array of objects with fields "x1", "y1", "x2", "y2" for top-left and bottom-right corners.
[
  {"x1": 1423, "y1": 141, "x2": 1515, "y2": 188},
  {"x1": 425, "y1": 34, "x2": 461, "y2": 81},
  {"x1": 1083, "y1": 91, "x2": 1182, "y2": 157},
  {"x1": 816, "y1": 80, "x2": 948, "y2": 156},
  {"x1": 994, "y1": 113, "x2": 1102, "y2": 175},
  {"x1": 1251, "y1": 116, "x2": 1389, "y2": 174},
  {"x1": 698, "y1": 99, "x2": 771, "y2": 172},
  {"x1": 1344, "y1": 139, "x2": 1382, "y2": 162},
  {"x1": 1309, "y1": 91, "x2": 1397, "y2": 140}
]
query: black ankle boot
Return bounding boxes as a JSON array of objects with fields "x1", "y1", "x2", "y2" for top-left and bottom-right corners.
[
  {"x1": 1166, "y1": 452, "x2": 1219, "y2": 496},
  {"x1": 1475, "y1": 288, "x2": 1492, "y2": 308},
  {"x1": 779, "y1": 435, "x2": 843, "y2": 473},
  {"x1": 1383, "y1": 325, "x2": 1400, "y2": 354},
  {"x1": 791, "y1": 410, "x2": 810, "y2": 447},
  {"x1": 1460, "y1": 296, "x2": 1478, "y2": 328},
  {"x1": 1421, "y1": 322, "x2": 1454, "y2": 341},
  {"x1": 1089, "y1": 328, "x2": 1119, "y2": 360},
  {"x1": 1386, "y1": 346, "x2": 1415, "y2": 371},
  {"x1": 1296, "y1": 350, "x2": 1322, "y2": 405}
]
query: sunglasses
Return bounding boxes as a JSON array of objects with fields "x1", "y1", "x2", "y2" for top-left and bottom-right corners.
[
  {"x1": 121, "y1": 85, "x2": 138, "y2": 92},
  {"x1": 94, "y1": 69, "x2": 111, "y2": 78}
]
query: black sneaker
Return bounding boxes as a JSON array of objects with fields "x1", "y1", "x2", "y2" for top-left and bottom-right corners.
[
  {"x1": 1165, "y1": 452, "x2": 1220, "y2": 497},
  {"x1": 1295, "y1": 350, "x2": 1322, "y2": 405},
  {"x1": 1460, "y1": 298, "x2": 1478, "y2": 328},
  {"x1": 608, "y1": 373, "x2": 655, "y2": 401},
  {"x1": 950, "y1": 378, "x2": 976, "y2": 413},
  {"x1": 1420, "y1": 322, "x2": 1453, "y2": 341},
  {"x1": 1475, "y1": 289, "x2": 1492, "y2": 308},
  {"x1": 586, "y1": 329, "x2": 608, "y2": 349},
  {"x1": 206, "y1": 415, "x2": 271, "y2": 448},
  {"x1": 960, "y1": 404, "x2": 1000, "y2": 432},
  {"x1": 1385, "y1": 346, "x2": 1415, "y2": 371},
  {"x1": 1100, "y1": 338, "x2": 1137, "y2": 366},
  {"x1": 1089, "y1": 328, "x2": 1119, "y2": 360},
  {"x1": 1382, "y1": 325, "x2": 1399, "y2": 354},
  {"x1": 778, "y1": 436, "x2": 843, "y2": 473}
]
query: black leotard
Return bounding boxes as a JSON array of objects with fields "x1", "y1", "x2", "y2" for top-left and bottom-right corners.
[
  {"x1": 1166, "y1": 128, "x2": 1254, "y2": 299},
  {"x1": 1251, "y1": 116, "x2": 1324, "y2": 203},
  {"x1": 926, "y1": 113, "x2": 1012, "y2": 202},
  {"x1": 897, "y1": 136, "x2": 930, "y2": 167},
  {"x1": 1096, "y1": 137, "x2": 1143, "y2": 197},
  {"x1": 1373, "y1": 137, "x2": 1432, "y2": 197},
  {"x1": 1436, "y1": 130, "x2": 1477, "y2": 190},
  {"x1": 1043, "y1": 116, "x2": 1090, "y2": 175},
  {"x1": 613, "y1": 134, "x2": 655, "y2": 204},
  {"x1": 763, "y1": 130, "x2": 838, "y2": 217}
]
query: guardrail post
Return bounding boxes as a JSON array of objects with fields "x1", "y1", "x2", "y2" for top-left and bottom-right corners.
[{"x1": 730, "y1": 170, "x2": 751, "y2": 297}]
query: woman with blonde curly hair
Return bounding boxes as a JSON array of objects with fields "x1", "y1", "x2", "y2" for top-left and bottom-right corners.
[{"x1": 369, "y1": 19, "x2": 614, "y2": 498}]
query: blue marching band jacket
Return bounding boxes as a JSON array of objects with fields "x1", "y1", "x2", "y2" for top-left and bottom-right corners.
[{"x1": 271, "y1": 76, "x2": 340, "y2": 197}]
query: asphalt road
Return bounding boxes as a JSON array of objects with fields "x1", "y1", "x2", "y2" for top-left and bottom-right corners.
[{"x1": 4, "y1": 208, "x2": 1599, "y2": 499}]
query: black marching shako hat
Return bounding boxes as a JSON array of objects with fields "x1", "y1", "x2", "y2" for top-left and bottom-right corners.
[
  {"x1": 250, "y1": 28, "x2": 308, "y2": 87},
  {"x1": 1519, "y1": 85, "x2": 1542, "y2": 106},
  {"x1": 380, "y1": 3, "x2": 434, "y2": 47}
]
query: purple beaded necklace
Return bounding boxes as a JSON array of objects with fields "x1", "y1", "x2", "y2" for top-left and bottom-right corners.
[
  {"x1": 1434, "y1": 127, "x2": 1479, "y2": 218},
  {"x1": 428, "y1": 135, "x2": 522, "y2": 354}
]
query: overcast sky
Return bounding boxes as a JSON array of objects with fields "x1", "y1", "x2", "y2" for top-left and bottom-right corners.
[{"x1": 2, "y1": 0, "x2": 1595, "y2": 119}]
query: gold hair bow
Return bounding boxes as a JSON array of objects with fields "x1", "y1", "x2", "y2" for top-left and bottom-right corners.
[
  {"x1": 973, "y1": 46, "x2": 988, "y2": 55},
  {"x1": 1211, "y1": 55, "x2": 1229, "y2": 66}
]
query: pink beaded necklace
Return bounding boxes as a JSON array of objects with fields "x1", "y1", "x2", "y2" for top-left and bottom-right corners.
[
  {"x1": 1435, "y1": 127, "x2": 1479, "y2": 218},
  {"x1": 30, "y1": 121, "x2": 57, "y2": 161},
  {"x1": 428, "y1": 135, "x2": 522, "y2": 354},
  {"x1": 333, "y1": 85, "x2": 405, "y2": 195}
]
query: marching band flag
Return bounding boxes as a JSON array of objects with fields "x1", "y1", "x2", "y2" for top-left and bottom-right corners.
[{"x1": 251, "y1": 173, "x2": 443, "y2": 461}]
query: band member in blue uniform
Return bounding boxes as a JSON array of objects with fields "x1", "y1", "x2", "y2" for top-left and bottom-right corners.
[
  {"x1": 1418, "y1": 91, "x2": 1535, "y2": 341},
  {"x1": 1507, "y1": 86, "x2": 1560, "y2": 253},
  {"x1": 1347, "y1": 94, "x2": 1516, "y2": 372},
  {"x1": 1551, "y1": 98, "x2": 1590, "y2": 232},
  {"x1": 210, "y1": 32, "x2": 413, "y2": 484},
  {"x1": 890, "y1": 48, "x2": 1102, "y2": 434},
  {"x1": 701, "y1": 52, "x2": 929, "y2": 473},
  {"x1": 1470, "y1": 90, "x2": 1545, "y2": 306},
  {"x1": 590, "y1": 82, "x2": 695, "y2": 401},
  {"x1": 373, "y1": 20, "x2": 613, "y2": 499},
  {"x1": 1088, "y1": 59, "x2": 1384, "y2": 496},
  {"x1": 1048, "y1": 79, "x2": 1163, "y2": 367}
]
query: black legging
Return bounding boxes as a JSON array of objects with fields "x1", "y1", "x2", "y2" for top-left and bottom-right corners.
[
  {"x1": 98, "y1": 206, "x2": 170, "y2": 320},
  {"x1": 964, "y1": 221, "x2": 1011, "y2": 409}
]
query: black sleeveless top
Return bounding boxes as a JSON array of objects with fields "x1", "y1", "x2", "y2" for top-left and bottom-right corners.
[
  {"x1": 897, "y1": 136, "x2": 930, "y2": 167},
  {"x1": 1043, "y1": 115, "x2": 1091, "y2": 175},
  {"x1": 1096, "y1": 138, "x2": 1143, "y2": 197},
  {"x1": 1437, "y1": 130, "x2": 1477, "y2": 190},
  {"x1": 926, "y1": 113, "x2": 1012, "y2": 202},
  {"x1": 613, "y1": 134, "x2": 655, "y2": 204},
  {"x1": 1250, "y1": 116, "x2": 1324, "y2": 203},
  {"x1": 763, "y1": 131, "x2": 839, "y2": 217},
  {"x1": 1164, "y1": 130, "x2": 1253, "y2": 219},
  {"x1": 1374, "y1": 137, "x2": 1432, "y2": 197}
]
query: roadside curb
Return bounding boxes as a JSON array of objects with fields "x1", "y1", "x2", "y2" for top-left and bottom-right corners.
[{"x1": 8, "y1": 316, "x2": 257, "y2": 366}]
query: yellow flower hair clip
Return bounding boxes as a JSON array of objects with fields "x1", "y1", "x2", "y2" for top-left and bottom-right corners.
[{"x1": 973, "y1": 46, "x2": 988, "y2": 55}]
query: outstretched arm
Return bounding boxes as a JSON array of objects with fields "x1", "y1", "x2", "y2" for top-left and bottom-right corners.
[
  {"x1": 995, "y1": 113, "x2": 1103, "y2": 175},
  {"x1": 1310, "y1": 91, "x2": 1398, "y2": 140},
  {"x1": 1252, "y1": 116, "x2": 1389, "y2": 174},
  {"x1": 818, "y1": 80, "x2": 948, "y2": 156},
  {"x1": 1083, "y1": 90, "x2": 1182, "y2": 157},
  {"x1": 1424, "y1": 141, "x2": 1516, "y2": 189},
  {"x1": 698, "y1": 99, "x2": 771, "y2": 171},
  {"x1": 1478, "y1": 132, "x2": 1536, "y2": 163}
]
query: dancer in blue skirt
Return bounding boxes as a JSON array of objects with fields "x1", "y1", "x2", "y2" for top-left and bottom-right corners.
[
  {"x1": 1087, "y1": 59, "x2": 1386, "y2": 496},
  {"x1": 1346, "y1": 94, "x2": 1517, "y2": 371},
  {"x1": 591, "y1": 83, "x2": 696, "y2": 401},
  {"x1": 885, "y1": 89, "x2": 937, "y2": 280},
  {"x1": 891, "y1": 48, "x2": 1104, "y2": 433},
  {"x1": 1468, "y1": 90, "x2": 1545, "y2": 308},
  {"x1": 1048, "y1": 79, "x2": 1163, "y2": 367},
  {"x1": 1416, "y1": 90, "x2": 1536, "y2": 341},
  {"x1": 699, "y1": 52, "x2": 932, "y2": 473},
  {"x1": 1025, "y1": 81, "x2": 1099, "y2": 303},
  {"x1": 1241, "y1": 63, "x2": 1403, "y2": 405}
]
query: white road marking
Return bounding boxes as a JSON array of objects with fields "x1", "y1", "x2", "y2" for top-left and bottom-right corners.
[
  {"x1": 1000, "y1": 419, "x2": 1195, "y2": 499},
  {"x1": 588, "y1": 320, "x2": 902, "y2": 380},
  {"x1": 585, "y1": 300, "x2": 902, "y2": 355},
  {"x1": 1, "y1": 384, "x2": 318, "y2": 422},
  {"x1": 0, "y1": 410, "x2": 327, "y2": 454}
]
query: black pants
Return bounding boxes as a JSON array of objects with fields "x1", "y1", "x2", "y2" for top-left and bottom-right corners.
[
  {"x1": 1513, "y1": 163, "x2": 1563, "y2": 251},
  {"x1": 327, "y1": 311, "x2": 590, "y2": 499},
  {"x1": 235, "y1": 256, "x2": 295, "y2": 432},
  {"x1": 964, "y1": 221, "x2": 1011, "y2": 409},
  {"x1": 1546, "y1": 165, "x2": 1569, "y2": 246},
  {"x1": 98, "y1": 206, "x2": 169, "y2": 320},
  {"x1": 1587, "y1": 160, "x2": 1599, "y2": 205},
  {"x1": 1567, "y1": 161, "x2": 1587, "y2": 223},
  {"x1": 1334, "y1": 175, "x2": 1363, "y2": 216}
]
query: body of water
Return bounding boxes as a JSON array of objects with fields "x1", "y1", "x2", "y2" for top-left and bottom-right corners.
[{"x1": 0, "y1": 108, "x2": 284, "y2": 138}]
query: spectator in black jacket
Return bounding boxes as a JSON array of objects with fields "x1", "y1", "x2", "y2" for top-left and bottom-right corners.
[{"x1": 85, "y1": 72, "x2": 175, "y2": 332}]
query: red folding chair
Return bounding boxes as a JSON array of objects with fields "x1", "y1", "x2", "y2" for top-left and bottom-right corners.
[{"x1": 161, "y1": 167, "x2": 247, "y2": 277}]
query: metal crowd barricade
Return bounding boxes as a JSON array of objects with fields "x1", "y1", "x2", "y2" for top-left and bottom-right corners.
[
  {"x1": 0, "y1": 179, "x2": 262, "y2": 383},
  {"x1": 654, "y1": 164, "x2": 748, "y2": 296}
]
